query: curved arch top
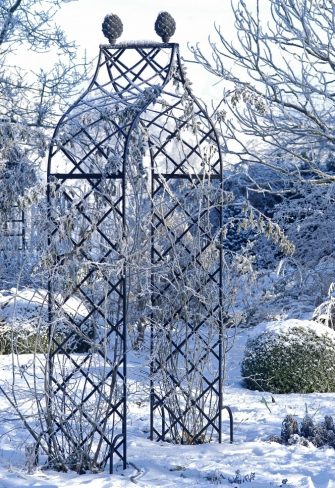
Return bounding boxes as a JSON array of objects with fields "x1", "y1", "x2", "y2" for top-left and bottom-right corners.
[{"x1": 47, "y1": 43, "x2": 222, "y2": 181}]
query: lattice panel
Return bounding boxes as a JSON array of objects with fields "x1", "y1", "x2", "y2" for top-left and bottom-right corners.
[
  {"x1": 150, "y1": 177, "x2": 222, "y2": 442},
  {"x1": 131, "y1": 46, "x2": 225, "y2": 444},
  {"x1": 47, "y1": 174, "x2": 127, "y2": 470}
]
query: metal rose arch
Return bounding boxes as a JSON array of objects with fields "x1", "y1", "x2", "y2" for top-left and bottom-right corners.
[{"x1": 47, "y1": 12, "x2": 225, "y2": 474}]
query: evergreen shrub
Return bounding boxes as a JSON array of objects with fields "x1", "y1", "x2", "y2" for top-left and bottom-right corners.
[
  {"x1": 241, "y1": 320, "x2": 335, "y2": 393},
  {"x1": 0, "y1": 324, "x2": 47, "y2": 354},
  {"x1": 0, "y1": 323, "x2": 92, "y2": 354},
  {"x1": 0, "y1": 289, "x2": 93, "y2": 354}
]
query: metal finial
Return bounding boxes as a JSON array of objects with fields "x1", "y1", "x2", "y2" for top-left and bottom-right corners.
[
  {"x1": 154, "y1": 12, "x2": 176, "y2": 43},
  {"x1": 102, "y1": 14, "x2": 123, "y2": 45}
]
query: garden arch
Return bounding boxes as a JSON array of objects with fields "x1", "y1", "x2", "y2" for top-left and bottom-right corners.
[{"x1": 47, "y1": 32, "x2": 224, "y2": 472}]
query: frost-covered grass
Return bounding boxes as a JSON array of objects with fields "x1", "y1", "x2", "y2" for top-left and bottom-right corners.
[{"x1": 0, "y1": 325, "x2": 335, "y2": 487}]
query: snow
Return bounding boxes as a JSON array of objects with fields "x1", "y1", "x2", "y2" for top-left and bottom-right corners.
[
  {"x1": 3, "y1": 0, "x2": 335, "y2": 485},
  {"x1": 0, "y1": 288, "x2": 89, "y2": 328},
  {"x1": 1, "y1": 327, "x2": 335, "y2": 487},
  {"x1": 247, "y1": 318, "x2": 335, "y2": 343}
]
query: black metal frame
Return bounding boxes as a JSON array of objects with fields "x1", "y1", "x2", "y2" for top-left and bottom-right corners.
[
  {"x1": 47, "y1": 41, "x2": 224, "y2": 472},
  {"x1": 0, "y1": 205, "x2": 25, "y2": 252},
  {"x1": 143, "y1": 46, "x2": 224, "y2": 444},
  {"x1": 0, "y1": 205, "x2": 25, "y2": 287}
]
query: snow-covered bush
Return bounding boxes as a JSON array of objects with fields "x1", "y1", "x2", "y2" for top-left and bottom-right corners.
[
  {"x1": 0, "y1": 288, "x2": 93, "y2": 354},
  {"x1": 241, "y1": 319, "x2": 335, "y2": 393},
  {"x1": 0, "y1": 324, "x2": 47, "y2": 354}
]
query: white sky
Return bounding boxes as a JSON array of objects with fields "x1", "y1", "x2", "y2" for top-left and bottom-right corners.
[
  {"x1": 56, "y1": 0, "x2": 236, "y2": 106},
  {"x1": 58, "y1": 0, "x2": 233, "y2": 50}
]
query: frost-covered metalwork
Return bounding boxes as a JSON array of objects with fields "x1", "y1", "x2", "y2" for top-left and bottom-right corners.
[
  {"x1": 47, "y1": 41, "x2": 224, "y2": 472},
  {"x1": 0, "y1": 205, "x2": 25, "y2": 253}
]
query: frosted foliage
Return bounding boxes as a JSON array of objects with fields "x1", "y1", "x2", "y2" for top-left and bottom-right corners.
[
  {"x1": 192, "y1": 0, "x2": 335, "y2": 183},
  {"x1": 0, "y1": 151, "x2": 37, "y2": 215},
  {"x1": 279, "y1": 414, "x2": 335, "y2": 449},
  {"x1": 241, "y1": 319, "x2": 335, "y2": 393},
  {"x1": 281, "y1": 415, "x2": 298, "y2": 443},
  {"x1": 190, "y1": 0, "x2": 335, "y2": 318},
  {"x1": 245, "y1": 181, "x2": 335, "y2": 312},
  {"x1": 0, "y1": 0, "x2": 87, "y2": 284},
  {"x1": 191, "y1": 0, "x2": 335, "y2": 319},
  {"x1": 313, "y1": 298, "x2": 335, "y2": 331},
  {"x1": 274, "y1": 184, "x2": 335, "y2": 268}
]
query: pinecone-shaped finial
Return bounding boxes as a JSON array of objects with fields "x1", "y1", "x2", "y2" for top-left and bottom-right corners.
[
  {"x1": 155, "y1": 12, "x2": 176, "y2": 43},
  {"x1": 102, "y1": 14, "x2": 123, "y2": 45}
]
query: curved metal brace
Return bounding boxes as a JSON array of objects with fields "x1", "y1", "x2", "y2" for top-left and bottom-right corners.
[
  {"x1": 222, "y1": 405, "x2": 234, "y2": 444},
  {"x1": 109, "y1": 433, "x2": 126, "y2": 474}
]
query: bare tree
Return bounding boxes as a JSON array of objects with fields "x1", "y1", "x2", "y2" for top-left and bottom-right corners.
[
  {"x1": 0, "y1": 0, "x2": 87, "y2": 131},
  {"x1": 191, "y1": 0, "x2": 335, "y2": 184},
  {"x1": 0, "y1": 0, "x2": 88, "y2": 284}
]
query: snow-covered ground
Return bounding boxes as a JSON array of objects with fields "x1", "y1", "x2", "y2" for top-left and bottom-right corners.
[{"x1": 0, "y1": 327, "x2": 335, "y2": 488}]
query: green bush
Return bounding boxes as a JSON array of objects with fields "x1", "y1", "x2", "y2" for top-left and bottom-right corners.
[
  {"x1": 0, "y1": 324, "x2": 48, "y2": 354},
  {"x1": 0, "y1": 323, "x2": 94, "y2": 355},
  {"x1": 241, "y1": 320, "x2": 335, "y2": 393},
  {"x1": 0, "y1": 289, "x2": 94, "y2": 355}
]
